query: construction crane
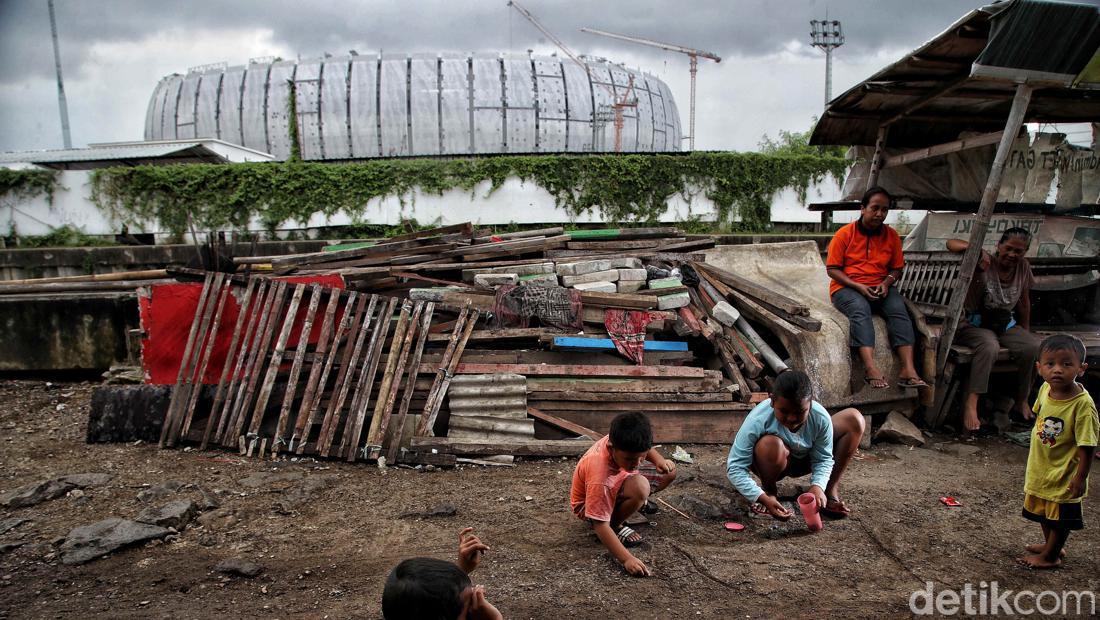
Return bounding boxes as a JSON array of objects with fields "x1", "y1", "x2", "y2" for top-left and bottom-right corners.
[
  {"x1": 507, "y1": 1, "x2": 636, "y2": 152},
  {"x1": 581, "y1": 27, "x2": 720, "y2": 151}
]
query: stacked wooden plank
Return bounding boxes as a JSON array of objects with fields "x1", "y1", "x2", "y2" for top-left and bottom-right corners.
[{"x1": 145, "y1": 221, "x2": 823, "y2": 463}]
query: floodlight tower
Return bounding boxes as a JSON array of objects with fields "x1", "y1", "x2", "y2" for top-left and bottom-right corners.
[{"x1": 810, "y1": 19, "x2": 844, "y2": 109}]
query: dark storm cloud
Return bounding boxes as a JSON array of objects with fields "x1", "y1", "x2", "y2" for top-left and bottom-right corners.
[{"x1": 0, "y1": 0, "x2": 986, "y2": 83}]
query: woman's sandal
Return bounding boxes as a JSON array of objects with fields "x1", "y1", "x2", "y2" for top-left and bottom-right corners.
[
  {"x1": 820, "y1": 496, "x2": 851, "y2": 519},
  {"x1": 864, "y1": 375, "x2": 890, "y2": 389},
  {"x1": 616, "y1": 525, "x2": 643, "y2": 548}
]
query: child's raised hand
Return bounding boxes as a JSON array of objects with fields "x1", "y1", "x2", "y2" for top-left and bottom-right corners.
[
  {"x1": 461, "y1": 585, "x2": 503, "y2": 620},
  {"x1": 458, "y1": 527, "x2": 490, "y2": 574}
]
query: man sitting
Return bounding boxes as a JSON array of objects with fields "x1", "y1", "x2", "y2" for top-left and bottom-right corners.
[{"x1": 726, "y1": 369, "x2": 865, "y2": 519}]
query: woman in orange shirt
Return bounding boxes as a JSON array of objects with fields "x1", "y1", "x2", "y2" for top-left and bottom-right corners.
[{"x1": 826, "y1": 187, "x2": 927, "y2": 389}]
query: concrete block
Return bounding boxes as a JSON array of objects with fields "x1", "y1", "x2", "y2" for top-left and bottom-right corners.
[
  {"x1": 492, "y1": 262, "x2": 554, "y2": 276},
  {"x1": 519, "y1": 273, "x2": 559, "y2": 287},
  {"x1": 609, "y1": 257, "x2": 643, "y2": 269},
  {"x1": 474, "y1": 273, "x2": 518, "y2": 287},
  {"x1": 657, "y1": 292, "x2": 690, "y2": 310},
  {"x1": 617, "y1": 281, "x2": 645, "y2": 293},
  {"x1": 617, "y1": 268, "x2": 647, "y2": 282},
  {"x1": 711, "y1": 301, "x2": 741, "y2": 327},
  {"x1": 461, "y1": 268, "x2": 491, "y2": 283},
  {"x1": 409, "y1": 287, "x2": 462, "y2": 302},
  {"x1": 649, "y1": 277, "x2": 683, "y2": 290},
  {"x1": 556, "y1": 260, "x2": 613, "y2": 276},
  {"x1": 561, "y1": 269, "x2": 620, "y2": 287},
  {"x1": 573, "y1": 281, "x2": 617, "y2": 293}
]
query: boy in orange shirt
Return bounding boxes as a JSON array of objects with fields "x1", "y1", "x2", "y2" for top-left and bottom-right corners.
[{"x1": 569, "y1": 412, "x2": 676, "y2": 577}]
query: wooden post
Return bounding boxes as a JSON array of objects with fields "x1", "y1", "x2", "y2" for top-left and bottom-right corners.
[
  {"x1": 270, "y1": 283, "x2": 323, "y2": 456},
  {"x1": 936, "y1": 83, "x2": 1033, "y2": 373},
  {"x1": 342, "y1": 296, "x2": 399, "y2": 460},
  {"x1": 364, "y1": 300, "x2": 418, "y2": 456},
  {"x1": 203, "y1": 277, "x2": 259, "y2": 450},
  {"x1": 159, "y1": 272, "x2": 214, "y2": 448},
  {"x1": 866, "y1": 125, "x2": 890, "y2": 190},
  {"x1": 384, "y1": 302, "x2": 436, "y2": 463}
]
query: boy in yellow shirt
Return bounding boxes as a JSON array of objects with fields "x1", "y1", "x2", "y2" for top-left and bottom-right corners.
[{"x1": 1019, "y1": 334, "x2": 1097, "y2": 569}]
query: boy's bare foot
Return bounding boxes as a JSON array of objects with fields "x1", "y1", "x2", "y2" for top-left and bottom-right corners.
[
  {"x1": 1017, "y1": 554, "x2": 1063, "y2": 569},
  {"x1": 1025, "y1": 544, "x2": 1066, "y2": 558}
]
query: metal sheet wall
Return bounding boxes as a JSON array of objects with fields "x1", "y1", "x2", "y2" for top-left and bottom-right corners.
[
  {"x1": 409, "y1": 56, "x2": 441, "y2": 155},
  {"x1": 534, "y1": 58, "x2": 567, "y2": 152},
  {"x1": 379, "y1": 56, "x2": 410, "y2": 157},
  {"x1": 175, "y1": 73, "x2": 201, "y2": 139},
  {"x1": 294, "y1": 60, "x2": 324, "y2": 160},
  {"x1": 320, "y1": 59, "x2": 352, "y2": 160},
  {"x1": 241, "y1": 65, "x2": 269, "y2": 154},
  {"x1": 265, "y1": 62, "x2": 297, "y2": 160},
  {"x1": 504, "y1": 57, "x2": 536, "y2": 153},
  {"x1": 218, "y1": 66, "x2": 246, "y2": 145},
  {"x1": 349, "y1": 57, "x2": 380, "y2": 158},
  {"x1": 147, "y1": 53, "x2": 681, "y2": 159}
]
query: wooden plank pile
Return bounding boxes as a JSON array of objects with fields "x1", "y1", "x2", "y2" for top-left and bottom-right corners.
[{"x1": 147, "y1": 221, "x2": 820, "y2": 463}]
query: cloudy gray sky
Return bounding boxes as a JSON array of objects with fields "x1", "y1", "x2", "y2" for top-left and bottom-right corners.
[{"x1": 0, "y1": 0, "x2": 991, "y2": 154}]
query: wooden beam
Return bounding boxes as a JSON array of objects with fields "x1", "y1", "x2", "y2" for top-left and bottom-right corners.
[
  {"x1": 473, "y1": 226, "x2": 563, "y2": 243},
  {"x1": 527, "y1": 406, "x2": 602, "y2": 440},
  {"x1": 410, "y1": 437, "x2": 594, "y2": 457},
  {"x1": 937, "y1": 83, "x2": 1034, "y2": 374},
  {"x1": 433, "y1": 363, "x2": 710, "y2": 378},
  {"x1": 387, "y1": 222, "x2": 473, "y2": 242},
  {"x1": 880, "y1": 73, "x2": 970, "y2": 128},
  {"x1": 528, "y1": 391, "x2": 733, "y2": 402},
  {"x1": 883, "y1": 130, "x2": 1004, "y2": 169}
]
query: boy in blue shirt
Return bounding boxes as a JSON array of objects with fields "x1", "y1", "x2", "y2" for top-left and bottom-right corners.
[{"x1": 726, "y1": 369, "x2": 865, "y2": 520}]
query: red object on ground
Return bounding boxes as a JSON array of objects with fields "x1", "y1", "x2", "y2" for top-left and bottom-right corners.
[
  {"x1": 723, "y1": 521, "x2": 745, "y2": 532},
  {"x1": 940, "y1": 496, "x2": 962, "y2": 507},
  {"x1": 139, "y1": 275, "x2": 344, "y2": 385},
  {"x1": 798, "y1": 492, "x2": 823, "y2": 532}
]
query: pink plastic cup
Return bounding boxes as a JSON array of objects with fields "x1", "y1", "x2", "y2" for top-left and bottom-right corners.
[{"x1": 798, "y1": 492, "x2": 823, "y2": 532}]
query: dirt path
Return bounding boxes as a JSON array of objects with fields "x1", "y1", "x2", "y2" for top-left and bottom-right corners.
[{"x1": 0, "y1": 379, "x2": 1097, "y2": 618}]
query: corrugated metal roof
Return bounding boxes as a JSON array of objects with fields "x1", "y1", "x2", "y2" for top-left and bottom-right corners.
[
  {"x1": 810, "y1": 0, "x2": 1100, "y2": 148},
  {"x1": 0, "y1": 142, "x2": 225, "y2": 169}
]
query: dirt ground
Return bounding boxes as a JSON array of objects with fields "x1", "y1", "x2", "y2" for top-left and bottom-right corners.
[{"x1": 1, "y1": 379, "x2": 1098, "y2": 619}]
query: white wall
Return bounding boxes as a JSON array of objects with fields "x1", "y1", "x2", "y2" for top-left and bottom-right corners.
[{"x1": 4, "y1": 169, "x2": 845, "y2": 238}]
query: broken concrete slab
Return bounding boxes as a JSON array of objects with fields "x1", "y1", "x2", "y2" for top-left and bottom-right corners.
[
  {"x1": 556, "y1": 260, "x2": 612, "y2": 277},
  {"x1": 561, "y1": 269, "x2": 620, "y2": 287},
  {"x1": 409, "y1": 287, "x2": 465, "y2": 302},
  {"x1": 874, "y1": 411, "x2": 926, "y2": 447},
  {"x1": 135, "y1": 500, "x2": 198, "y2": 530},
  {"x1": 573, "y1": 281, "x2": 617, "y2": 293},
  {"x1": 0, "y1": 472, "x2": 114, "y2": 509},
  {"x1": 473, "y1": 273, "x2": 518, "y2": 287},
  {"x1": 617, "y1": 281, "x2": 645, "y2": 294},
  {"x1": 617, "y1": 268, "x2": 648, "y2": 282},
  {"x1": 609, "y1": 257, "x2": 644, "y2": 269},
  {"x1": 59, "y1": 518, "x2": 170, "y2": 565},
  {"x1": 657, "y1": 292, "x2": 690, "y2": 310},
  {"x1": 137, "y1": 480, "x2": 185, "y2": 502},
  {"x1": 0, "y1": 518, "x2": 29, "y2": 535},
  {"x1": 215, "y1": 557, "x2": 263, "y2": 578}
]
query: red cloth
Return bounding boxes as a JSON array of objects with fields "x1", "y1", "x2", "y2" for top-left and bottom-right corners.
[{"x1": 604, "y1": 308, "x2": 654, "y2": 365}]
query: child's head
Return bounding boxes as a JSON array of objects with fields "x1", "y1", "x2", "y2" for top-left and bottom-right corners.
[
  {"x1": 607, "y1": 411, "x2": 653, "y2": 471},
  {"x1": 1036, "y1": 334, "x2": 1088, "y2": 387},
  {"x1": 770, "y1": 369, "x2": 813, "y2": 432},
  {"x1": 382, "y1": 557, "x2": 471, "y2": 620}
]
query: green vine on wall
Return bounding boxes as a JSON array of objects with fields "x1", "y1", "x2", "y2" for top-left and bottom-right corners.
[
  {"x1": 89, "y1": 152, "x2": 850, "y2": 237},
  {"x1": 0, "y1": 169, "x2": 60, "y2": 204}
]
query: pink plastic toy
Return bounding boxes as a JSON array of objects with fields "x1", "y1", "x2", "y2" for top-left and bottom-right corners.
[{"x1": 798, "y1": 492, "x2": 823, "y2": 532}]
